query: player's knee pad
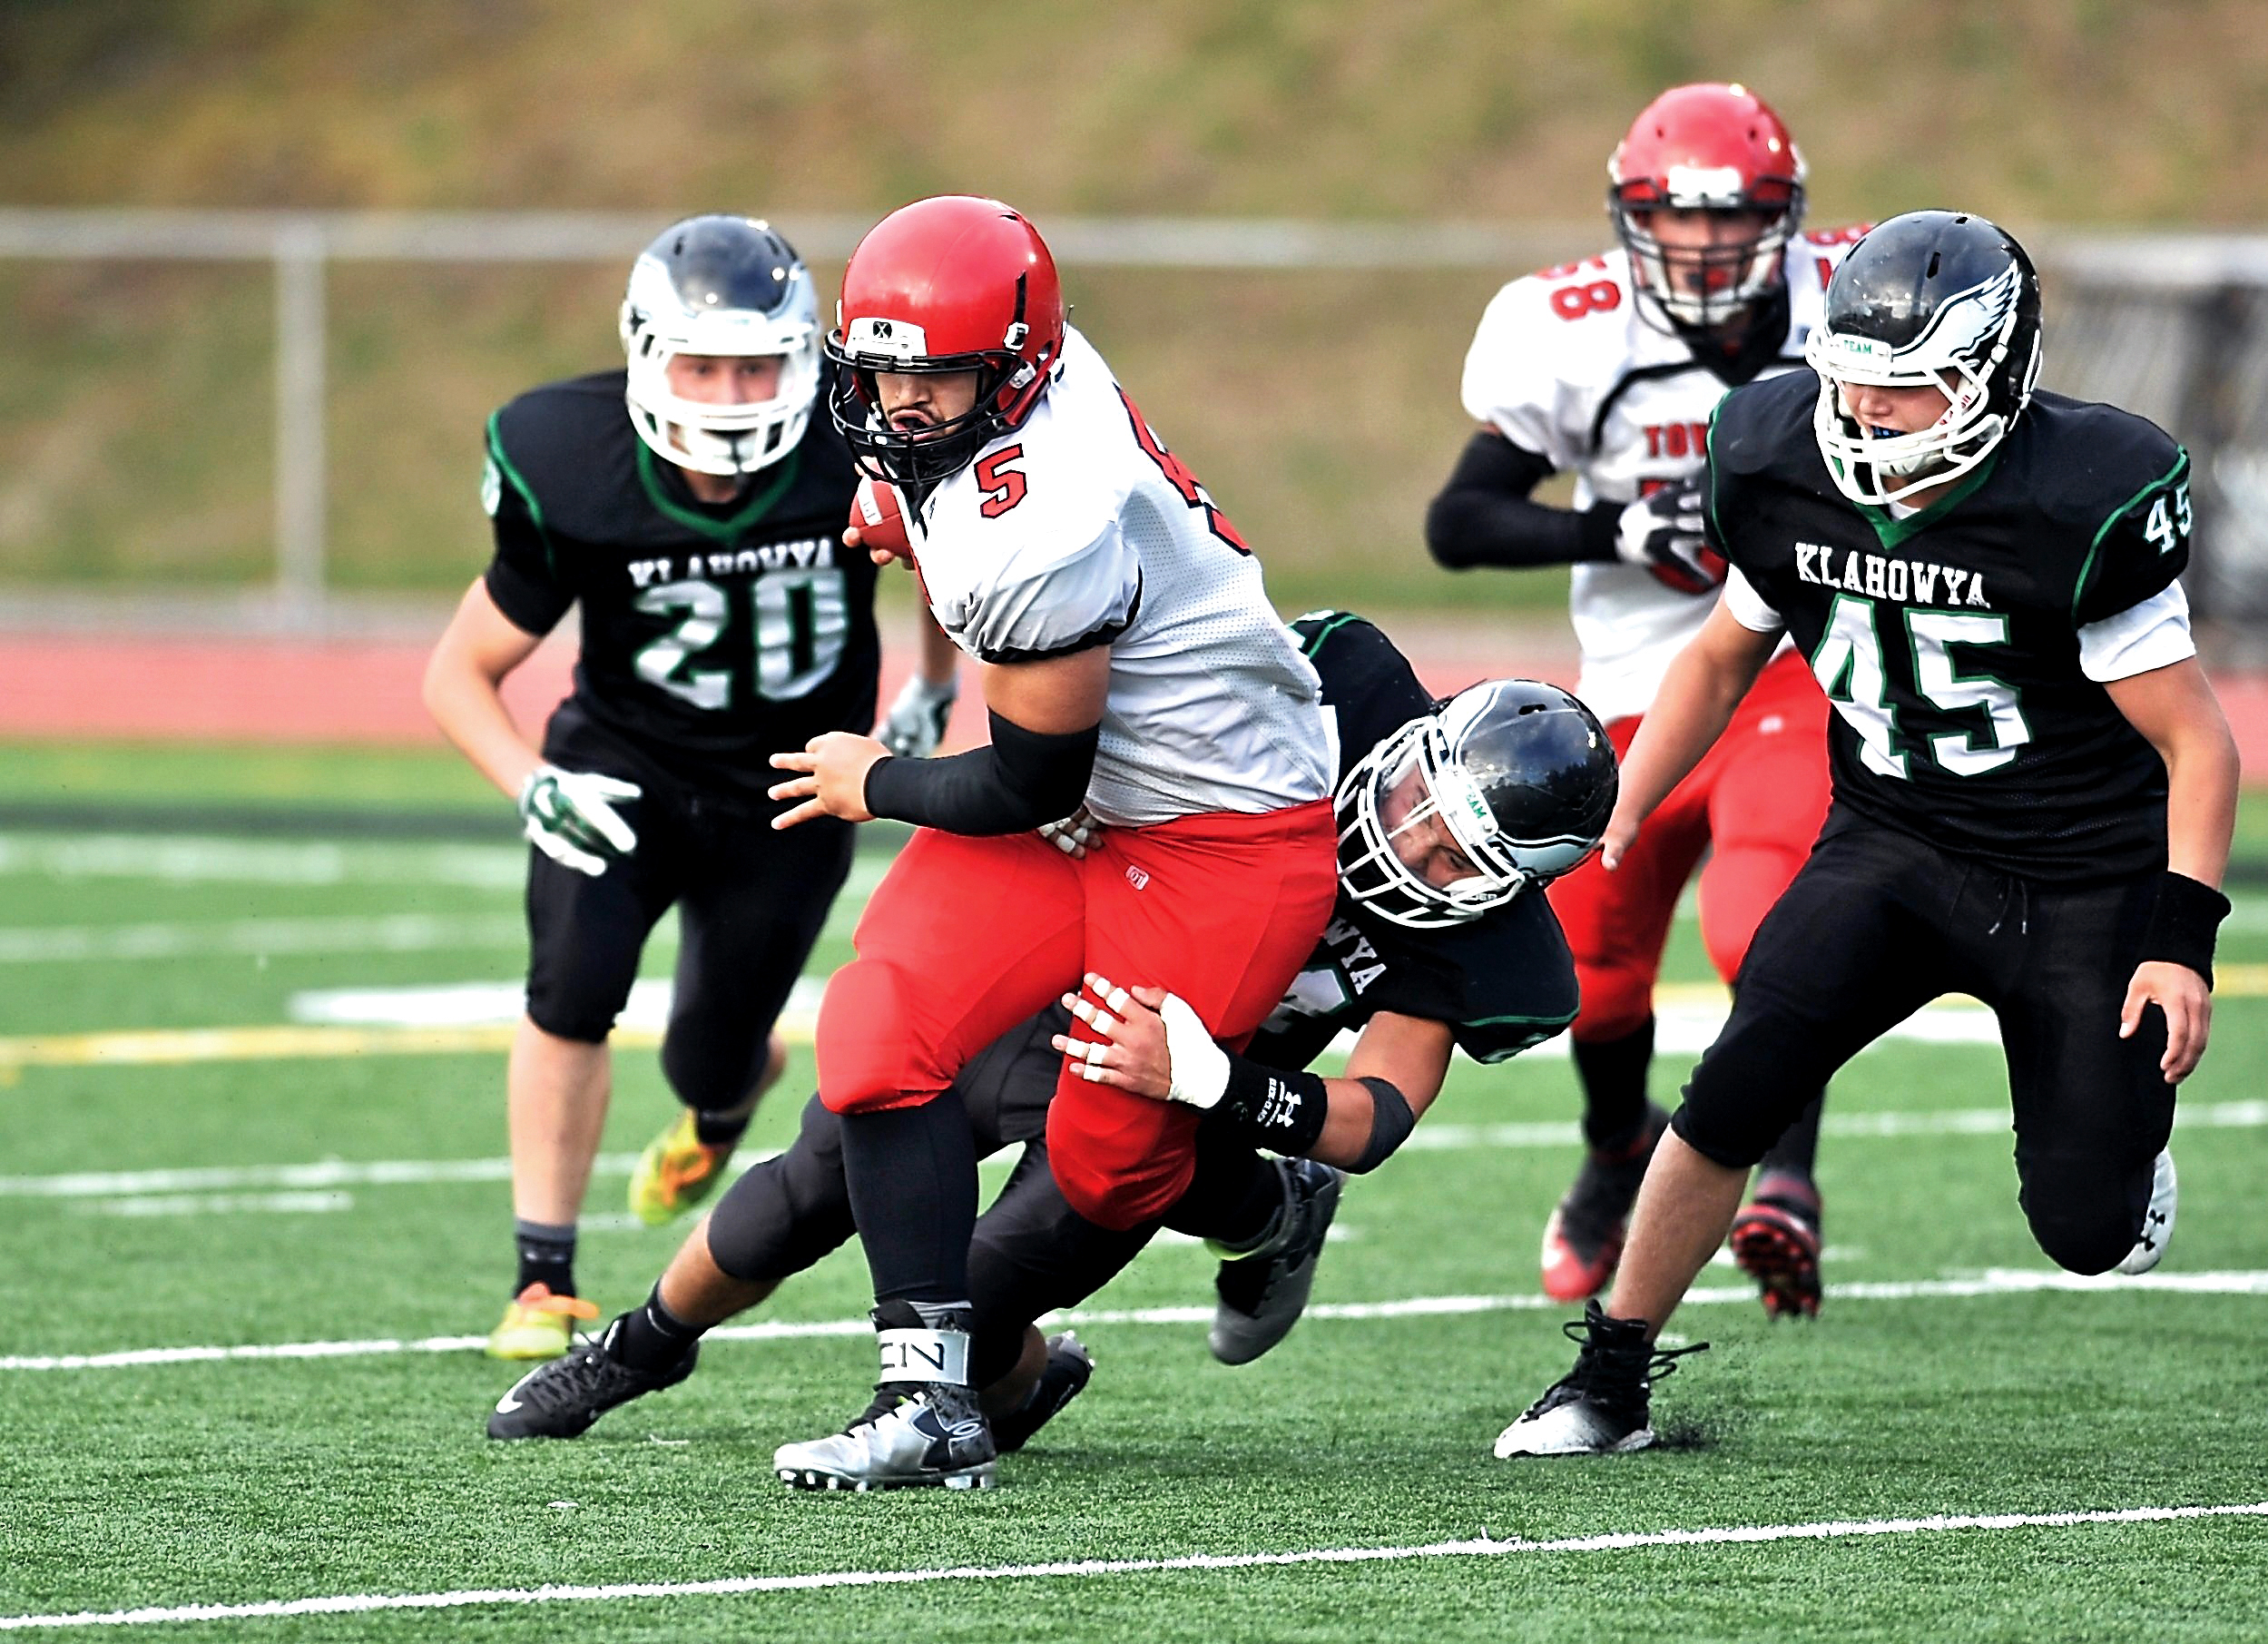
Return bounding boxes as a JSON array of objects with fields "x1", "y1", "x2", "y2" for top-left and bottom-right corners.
[
  {"x1": 2020, "y1": 1156, "x2": 2147, "y2": 1275},
  {"x1": 1046, "y1": 1095, "x2": 1201, "y2": 1232},
  {"x1": 703, "y1": 1098, "x2": 856, "y2": 1282},
  {"x1": 1570, "y1": 957, "x2": 1656, "y2": 1044},
  {"x1": 814, "y1": 959, "x2": 941, "y2": 1114}
]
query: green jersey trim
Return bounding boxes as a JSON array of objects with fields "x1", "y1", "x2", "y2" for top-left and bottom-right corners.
[
  {"x1": 2072, "y1": 448, "x2": 2190, "y2": 623},
  {"x1": 1844, "y1": 444, "x2": 2004, "y2": 550},
  {"x1": 485, "y1": 411, "x2": 557, "y2": 576},
  {"x1": 1297, "y1": 610, "x2": 1365, "y2": 658},
  {"x1": 634, "y1": 441, "x2": 804, "y2": 542}
]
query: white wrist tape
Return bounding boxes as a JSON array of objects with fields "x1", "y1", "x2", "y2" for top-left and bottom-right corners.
[{"x1": 1158, "y1": 990, "x2": 1231, "y2": 1110}]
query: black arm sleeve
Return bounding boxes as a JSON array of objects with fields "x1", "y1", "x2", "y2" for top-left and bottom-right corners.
[
  {"x1": 861, "y1": 709, "x2": 1098, "y2": 836},
  {"x1": 1424, "y1": 429, "x2": 1622, "y2": 571}
]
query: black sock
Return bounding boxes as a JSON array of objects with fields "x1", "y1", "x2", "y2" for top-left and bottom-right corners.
[
  {"x1": 839, "y1": 1088, "x2": 978, "y2": 1306},
  {"x1": 1758, "y1": 1091, "x2": 1826, "y2": 1183},
  {"x1": 513, "y1": 1219, "x2": 576, "y2": 1299},
  {"x1": 1574, "y1": 1019, "x2": 1655, "y2": 1151},
  {"x1": 610, "y1": 1284, "x2": 706, "y2": 1372},
  {"x1": 1163, "y1": 1137, "x2": 1283, "y2": 1250},
  {"x1": 692, "y1": 1109, "x2": 751, "y2": 1147}
]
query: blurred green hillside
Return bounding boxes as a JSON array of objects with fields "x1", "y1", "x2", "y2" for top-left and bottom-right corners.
[{"x1": 2, "y1": 0, "x2": 2263, "y2": 611}]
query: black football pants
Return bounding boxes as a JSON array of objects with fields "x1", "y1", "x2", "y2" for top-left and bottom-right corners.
[
  {"x1": 523, "y1": 753, "x2": 853, "y2": 1115},
  {"x1": 1673, "y1": 812, "x2": 2175, "y2": 1275}
]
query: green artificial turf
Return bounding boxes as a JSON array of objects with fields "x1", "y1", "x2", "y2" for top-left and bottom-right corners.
[{"x1": 2, "y1": 773, "x2": 2266, "y2": 1640}]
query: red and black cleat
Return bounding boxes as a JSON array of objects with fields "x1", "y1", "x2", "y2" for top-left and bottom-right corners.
[{"x1": 1729, "y1": 1173, "x2": 1822, "y2": 1320}]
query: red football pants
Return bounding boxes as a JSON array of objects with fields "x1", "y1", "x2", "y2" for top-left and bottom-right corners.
[
  {"x1": 815, "y1": 797, "x2": 1339, "y2": 1229},
  {"x1": 1547, "y1": 648, "x2": 1831, "y2": 1044}
]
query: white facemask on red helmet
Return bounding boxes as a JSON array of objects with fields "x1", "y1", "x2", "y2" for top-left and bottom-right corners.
[{"x1": 1607, "y1": 83, "x2": 1806, "y2": 336}]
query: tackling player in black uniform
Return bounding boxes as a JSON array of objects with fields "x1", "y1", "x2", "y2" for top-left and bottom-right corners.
[
  {"x1": 422, "y1": 215, "x2": 960, "y2": 1362},
  {"x1": 1497, "y1": 212, "x2": 2240, "y2": 1459},
  {"x1": 484, "y1": 613, "x2": 1610, "y2": 1472}
]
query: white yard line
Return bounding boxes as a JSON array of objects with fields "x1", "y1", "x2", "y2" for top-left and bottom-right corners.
[
  {"x1": 1, "y1": 1501, "x2": 2261, "y2": 1631},
  {"x1": 5, "y1": 1098, "x2": 2260, "y2": 1203},
  {"x1": 5, "y1": 1269, "x2": 2264, "y2": 1373},
  {"x1": 0, "y1": 914, "x2": 529, "y2": 963}
]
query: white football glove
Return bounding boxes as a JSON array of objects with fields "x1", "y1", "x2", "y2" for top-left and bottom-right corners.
[
  {"x1": 877, "y1": 672, "x2": 958, "y2": 759},
  {"x1": 1037, "y1": 805, "x2": 1102, "y2": 858},
  {"x1": 517, "y1": 764, "x2": 640, "y2": 877},
  {"x1": 1614, "y1": 477, "x2": 1724, "y2": 596}
]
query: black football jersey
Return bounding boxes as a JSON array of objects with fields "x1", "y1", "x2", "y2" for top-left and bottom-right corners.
[
  {"x1": 1704, "y1": 372, "x2": 2191, "y2": 881},
  {"x1": 481, "y1": 369, "x2": 876, "y2": 796},
  {"x1": 1247, "y1": 613, "x2": 1580, "y2": 1071}
]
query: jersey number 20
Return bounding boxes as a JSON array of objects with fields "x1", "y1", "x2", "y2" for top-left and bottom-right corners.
[{"x1": 633, "y1": 570, "x2": 849, "y2": 709}]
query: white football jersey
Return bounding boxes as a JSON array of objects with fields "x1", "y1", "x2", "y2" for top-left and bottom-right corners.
[
  {"x1": 1460, "y1": 229, "x2": 1864, "y2": 721},
  {"x1": 910, "y1": 326, "x2": 1334, "y2": 827}
]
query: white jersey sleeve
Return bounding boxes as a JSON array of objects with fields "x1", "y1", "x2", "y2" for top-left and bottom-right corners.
[
  {"x1": 910, "y1": 327, "x2": 1334, "y2": 826},
  {"x1": 934, "y1": 515, "x2": 1143, "y2": 664}
]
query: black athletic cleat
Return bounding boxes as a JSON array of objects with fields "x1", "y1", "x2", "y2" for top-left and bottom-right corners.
[
  {"x1": 486, "y1": 1317, "x2": 698, "y2": 1440},
  {"x1": 992, "y1": 1332, "x2": 1095, "y2": 1454},
  {"x1": 1540, "y1": 1103, "x2": 1669, "y2": 1302},
  {"x1": 1493, "y1": 1300, "x2": 1707, "y2": 1457},
  {"x1": 1210, "y1": 1157, "x2": 1344, "y2": 1365},
  {"x1": 1730, "y1": 1171, "x2": 1823, "y2": 1319}
]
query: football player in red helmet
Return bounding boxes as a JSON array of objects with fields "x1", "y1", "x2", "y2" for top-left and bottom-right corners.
[
  {"x1": 763, "y1": 196, "x2": 1340, "y2": 1491},
  {"x1": 1427, "y1": 84, "x2": 1863, "y2": 1322}
]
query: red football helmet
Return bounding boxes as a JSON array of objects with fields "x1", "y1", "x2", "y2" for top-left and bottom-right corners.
[
  {"x1": 825, "y1": 195, "x2": 1067, "y2": 489},
  {"x1": 1607, "y1": 83, "x2": 1806, "y2": 336}
]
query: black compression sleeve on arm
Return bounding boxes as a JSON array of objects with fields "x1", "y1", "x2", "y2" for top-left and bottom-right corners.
[
  {"x1": 1425, "y1": 430, "x2": 1622, "y2": 570},
  {"x1": 861, "y1": 709, "x2": 1098, "y2": 836}
]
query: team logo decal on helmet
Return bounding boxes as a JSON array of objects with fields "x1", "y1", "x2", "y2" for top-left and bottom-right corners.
[
  {"x1": 618, "y1": 215, "x2": 821, "y2": 477},
  {"x1": 1337, "y1": 679, "x2": 1618, "y2": 930},
  {"x1": 1608, "y1": 82, "x2": 1806, "y2": 336},
  {"x1": 1803, "y1": 210, "x2": 2044, "y2": 507},
  {"x1": 825, "y1": 195, "x2": 1067, "y2": 493}
]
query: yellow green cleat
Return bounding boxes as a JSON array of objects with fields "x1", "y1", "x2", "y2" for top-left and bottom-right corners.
[
  {"x1": 486, "y1": 1283, "x2": 599, "y2": 1361},
  {"x1": 628, "y1": 1108, "x2": 739, "y2": 1227}
]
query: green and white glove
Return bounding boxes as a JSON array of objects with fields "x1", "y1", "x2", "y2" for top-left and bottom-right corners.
[
  {"x1": 518, "y1": 764, "x2": 641, "y2": 877},
  {"x1": 878, "y1": 672, "x2": 958, "y2": 759}
]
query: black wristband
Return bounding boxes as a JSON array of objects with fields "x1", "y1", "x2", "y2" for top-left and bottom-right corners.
[
  {"x1": 2139, "y1": 871, "x2": 2230, "y2": 989},
  {"x1": 1216, "y1": 1053, "x2": 1331, "y2": 1157}
]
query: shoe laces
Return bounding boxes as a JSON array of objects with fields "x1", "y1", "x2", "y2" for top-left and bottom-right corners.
[
  {"x1": 515, "y1": 1335, "x2": 633, "y2": 1413},
  {"x1": 1523, "y1": 1304, "x2": 1707, "y2": 1420}
]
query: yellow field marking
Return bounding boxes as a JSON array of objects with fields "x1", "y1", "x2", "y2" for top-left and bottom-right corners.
[
  {"x1": 5, "y1": 970, "x2": 2264, "y2": 1077},
  {"x1": 0, "y1": 1014, "x2": 817, "y2": 1077}
]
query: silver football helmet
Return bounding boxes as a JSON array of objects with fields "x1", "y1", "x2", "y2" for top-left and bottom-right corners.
[{"x1": 619, "y1": 215, "x2": 820, "y2": 477}]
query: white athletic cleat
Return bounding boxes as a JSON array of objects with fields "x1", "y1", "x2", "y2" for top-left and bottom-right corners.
[
  {"x1": 2114, "y1": 1148, "x2": 2177, "y2": 1275},
  {"x1": 1494, "y1": 1301, "x2": 1706, "y2": 1459},
  {"x1": 772, "y1": 1385, "x2": 997, "y2": 1492}
]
